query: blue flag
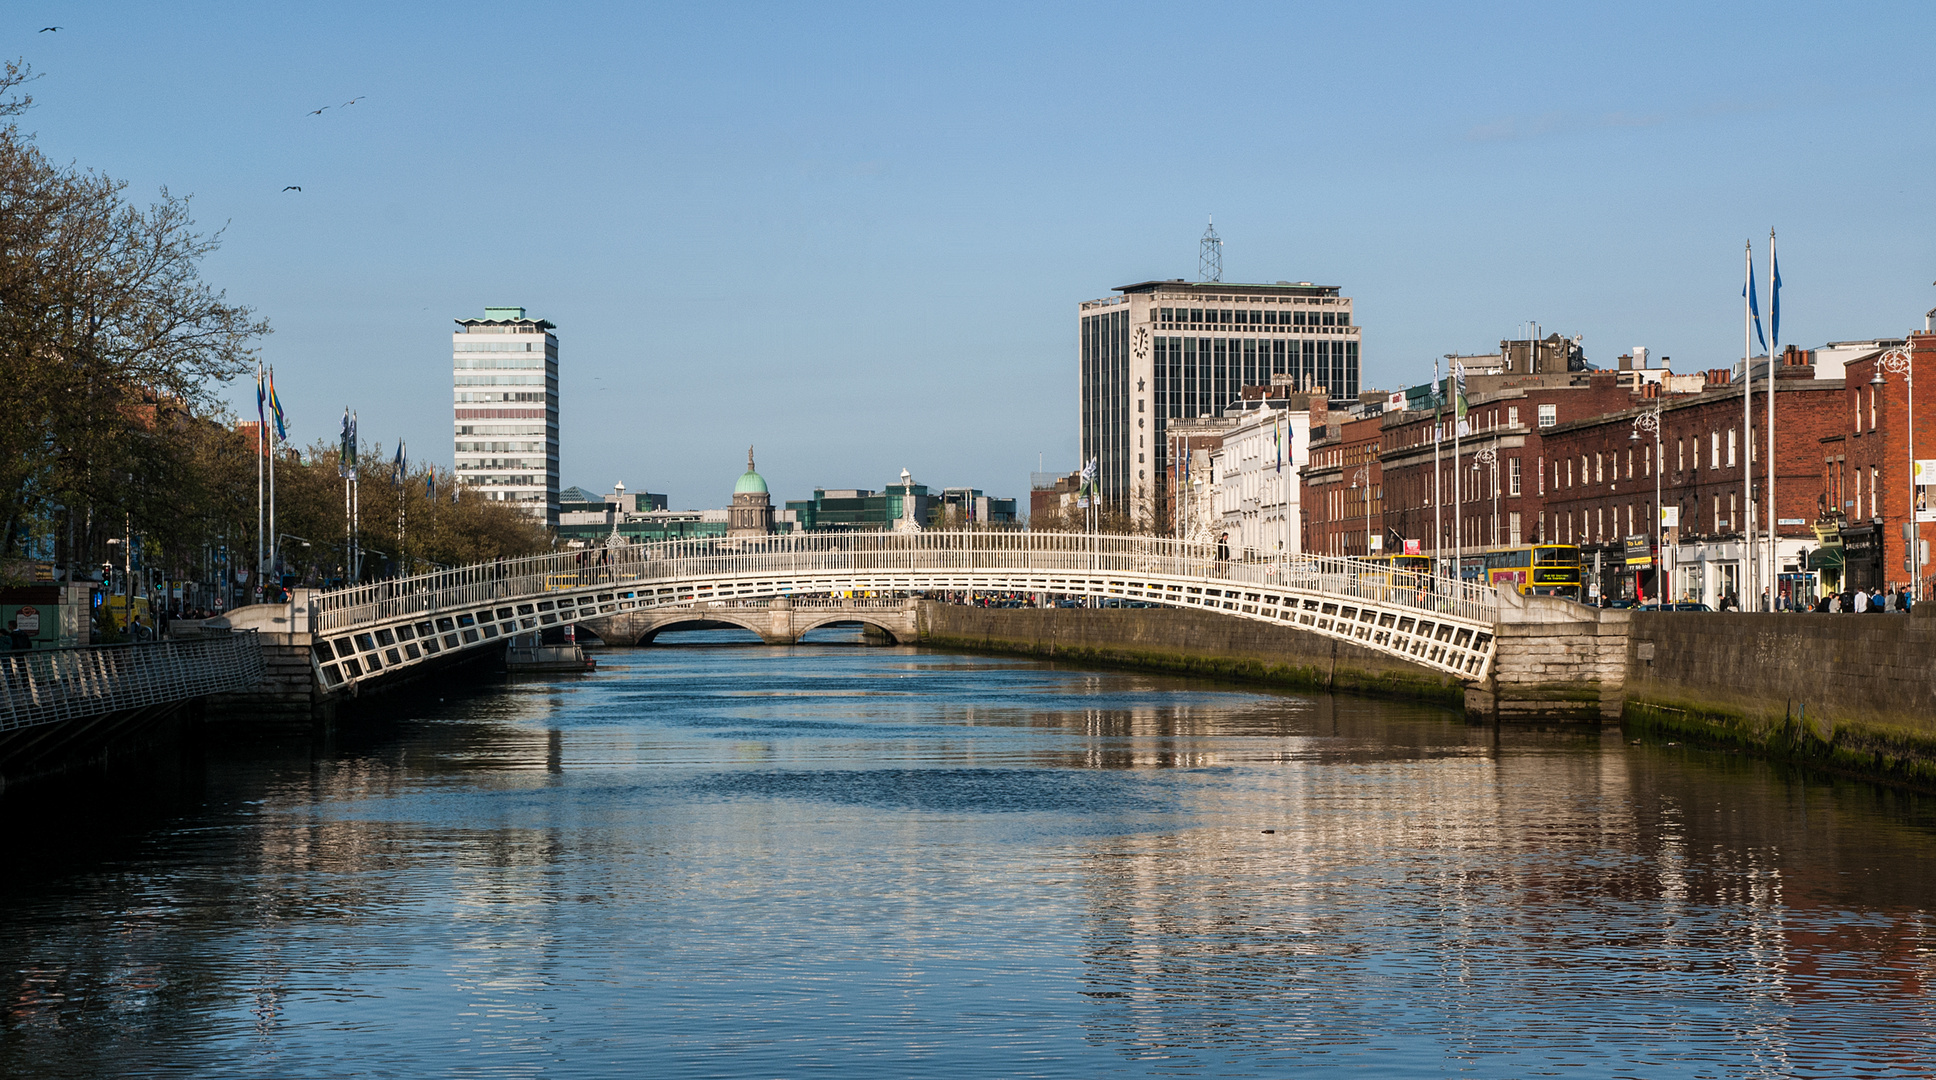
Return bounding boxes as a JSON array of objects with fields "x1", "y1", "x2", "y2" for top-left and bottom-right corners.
[
  {"x1": 1770, "y1": 235, "x2": 1781, "y2": 346},
  {"x1": 426, "y1": 473, "x2": 436, "y2": 500},
  {"x1": 392, "y1": 439, "x2": 407, "y2": 486},
  {"x1": 1744, "y1": 248, "x2": 1768, "y2": 355}
]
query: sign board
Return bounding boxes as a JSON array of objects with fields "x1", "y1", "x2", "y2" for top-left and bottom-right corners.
[
  {"x1": 1403, "y1": 539, "x2": 1421, "y2": 556},
  {"x1": 1918, "y1": 461, "x2": 1936, "y2": 523},
  {"x1": 1660, "y1": 506, "x2": 1680, "y2": 528},
  {"x1": 1368, "y1": 535, "x2": 1383, "y2": 553},
  {"x1": 13, "y1": 605, "x2": 37, "y2": 633},
  {"x1": 1624, "y1": 536, "x2": 1653, "y2": 567},
  {"x1": 1777, "y1": 518, "x2": 1807, "y2": 527}
]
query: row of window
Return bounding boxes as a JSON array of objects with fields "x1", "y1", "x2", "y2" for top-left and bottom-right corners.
[
  {"x1": 453, "y1": 341, "x2": 552, "y2": 352},
  {"x1": 454, "y1": 375, "x2": 552, "y2": 386},
  {"x1": 455, "y1": 392, "x2": 552, "y2": 403},
  {"x1": 1158, "y1": 307, "x2": 1350, "y2": 328},
  {"x1": 455, "y1": 441, "x2": 547, "y2": 453},
  {"x1": 453, "y1": 356, "x2": 556, "y2": 370},
  {"x1": 455, "y1": 424, "x2": 556, "y2": 436}
]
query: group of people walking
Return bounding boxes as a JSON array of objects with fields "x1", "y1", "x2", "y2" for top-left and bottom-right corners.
[{"x1": 1814, "y1": 586, "x2": 1916, "y2": 613}]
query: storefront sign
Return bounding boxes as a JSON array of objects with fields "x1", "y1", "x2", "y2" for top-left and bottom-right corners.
[
  {"x1": 1777, "y1": 518, "x2": 1806, "y2": 527},
  {"x1": 1624, "y1": 536, "x2": 1653, "y2": 567},
  {"x1": 1917, "y1": 461, "x2": 1936, "y2": 523},
  {"x1": 14, "y1": 605, "x2": 38, "y2": 633},
  {"x1": 1660, "y1": 506, "x2": 1679, "y2": 528}
]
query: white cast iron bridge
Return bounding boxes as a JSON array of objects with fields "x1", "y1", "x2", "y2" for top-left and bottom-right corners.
[{"x1": 304, "y1": 532, "x2": 1499, "y2": 693}]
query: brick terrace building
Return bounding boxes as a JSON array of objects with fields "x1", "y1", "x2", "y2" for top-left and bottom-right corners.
[
  {"x1": 1837, "y1": 333, "x2": 1936, "y2": 597},
  {"x1": 1303, "y1": 413, "x2": 1384, "y2": 556},
  {"x1": 1376, "y1": 373, "x2": 1635, "y2": 570},
  {"x1": 1540, "y1": 358, "x2": 1843, "y2": 607}
]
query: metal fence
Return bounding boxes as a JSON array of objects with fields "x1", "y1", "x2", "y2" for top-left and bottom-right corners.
[
  {"x1": 313, "y1": 532, "x2": 1499, "y2": 633},
  {"x1": 0, "y1": 631, "x2": 265, "y2": 733}
]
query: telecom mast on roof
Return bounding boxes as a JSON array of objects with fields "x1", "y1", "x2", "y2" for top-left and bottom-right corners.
[{"x1": 1199, "y1": 217, "x2": 1223, "y2": 283}]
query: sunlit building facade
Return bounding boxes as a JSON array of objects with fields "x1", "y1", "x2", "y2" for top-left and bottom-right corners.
[{"x1": 452, "y1": 307, "x2": 559, "y2": 525}]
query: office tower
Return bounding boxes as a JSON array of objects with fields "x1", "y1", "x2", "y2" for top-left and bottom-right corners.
[{"x1": 453, "y1": 306, "x2": 559, "y2": 525}]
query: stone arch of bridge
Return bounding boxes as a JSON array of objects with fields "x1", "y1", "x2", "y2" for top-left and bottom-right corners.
[
  {"x1": 634, "y1": 614, "x2": 775, "y2": 645},
  {"x1": 789, "y1": 613, "x2": 908, "y2": 645}
]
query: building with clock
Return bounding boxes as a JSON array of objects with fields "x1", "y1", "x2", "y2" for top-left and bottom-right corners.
[{"x1": 1079, "y1": 279, "x2": 1359, "y2": 530}]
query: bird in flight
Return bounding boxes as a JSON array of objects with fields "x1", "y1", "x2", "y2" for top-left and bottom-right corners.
[
  {"x1": 283, "y1": 186, "x2": 302, "y2": 192},
  {"x1": 307, "y1": 106, "x2": 328, "y2": 116},
  {"x1": 39, "y1": 26, "x2": 60, "y2": 32},
  {"x1": 343, "y1": 96, "x2": 364, "y2": 106}
]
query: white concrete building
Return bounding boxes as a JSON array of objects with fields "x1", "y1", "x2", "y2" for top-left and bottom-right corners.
[
  {"x1": 1079, "y1": 279, "x2": 1360, "y2": 529},
  {"x1": 453, "y1": 307, "x2": 559, "y2": 525},
  {"x1": 1210, "y1": 401, "x2": 1313, "y2": 561}
]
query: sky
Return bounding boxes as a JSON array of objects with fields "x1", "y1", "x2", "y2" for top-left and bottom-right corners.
[{"x1": 12, "y1": 2, "x2": 1936, "y2": 510}]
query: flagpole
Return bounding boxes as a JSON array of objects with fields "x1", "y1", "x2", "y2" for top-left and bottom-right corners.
[
  {"x1": 1750, "y1": 241, "x2": 1765, "y2": 615},
  {"x1": 255, "y1": 363, "x2": 265, "y2": 591},
  {"x1": 1453, "y1": 363, "x2": 1463, "y2": 585},
  {"x1": 269, "y1": 424, "x2": 277, "y2": 589},
  {"x1": 1766, "y1": 229, "x2": 1778, "y2": 609},
  {"x1": 1433, "y1": 356, "x2": 1442, "y2": 579}
]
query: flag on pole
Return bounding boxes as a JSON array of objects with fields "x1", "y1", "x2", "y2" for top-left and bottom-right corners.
[
  {"x1": 255, "y1": 362, "x2": 266, "y2": 430},
  {"x1": 1273, "y1": 412, "x2": 1283, "y2": 473},
  {"x1": 340, "y1": 409, "x2": 358, "y2": 477},
  {"x1": 1744, "y1": 248, "x2": 1768, "y2": 354},
  {"x1": 1770, "y1": 235, "x2": 1781, "y2": 345},
  {"x1": 267, "y1": 367, "x2": 287, "y2": 443},
  {"x1": 427, "y1": 473, "x2": 436, "y2": 500},
  {"x1": 392, "y1": 440, "x2": 407, "y2": 486}
]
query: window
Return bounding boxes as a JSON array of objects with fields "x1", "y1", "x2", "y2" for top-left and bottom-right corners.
[
  {"x1": 1645, "y1": 445, "x2": 1652, "y2": 477},
  {"x1": 1567, "y1": 459, "x2": 1574, "y2": 488},
  {"x1": 1870, "y1": 385, "x2": 1878, "y2": 431},
  {"x1": 1597, "y1": 507, "x2": 1604, "y2": 542},
  {"x1": 1714, "y1": 495, "x2": 1722, "y2": 531},
  {"x1": 1338, "y1": 312, "x2": 1351, "y2": 327},
  {"x1": 1509, "y1": 457, "x2": 1522, "y2": 496},
  {"x1": 1729, "y1": 494, "x2": 1737, "y2": 531},
  {"x1": 1677, "y1": 438, "x2": 1684, "y2": 472},
  {"x1": 1626, "y1": 449, "x2": 1634, "y2": 479},
  {"x1": 1322, "y1": 311, "x2": 1336, "y2": 326},
  {"x1": 1189, "y1": 309, "x2": 1203, "y2": 323},
  {"x1": 1509, "y1": 511, "x2": 1522, "y2": 547},
  {"x1": 1219, "y1": 309, "x2": 1232, "y2": 324},
  {"x1": 1727, "y1": 427, "x2": 1737, "y2": 468},
  {"x1": 1538, "y1": 456, "x2": 1545, "y2": 496},
  {"x1": 1263, "y1": 310, "x2": 1277, "y2": 325},
  {"x1": 1538, "y1": 403, "x2": 1556, "y2": 428},
  {"x1": 1855, "y1": 467, "x2": 1863, "y2": 518},
  {"x1": 1872, "y1": 466, "x2": 1880, "y2": 518},
  {"x1": 1508, "y1": 406, "x2": 1519, "y2": 428},
  {"x1": 1711, "y1": 431, "x2": 1720, "y2": 470},
  {"x1": 1595, "y1": 453, "x2": 1603, "y2": 483}
]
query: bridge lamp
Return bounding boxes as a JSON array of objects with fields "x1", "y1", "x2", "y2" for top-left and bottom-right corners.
[{"x1": 1631, "y1": 404, "x2": 1664, "y2": 603}]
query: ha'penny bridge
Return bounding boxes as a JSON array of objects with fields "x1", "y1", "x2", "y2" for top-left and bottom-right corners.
[
  {"x1": 297, "y1": 533, "x2": 1503, "y2": 691},
  {"x1": 3, "y1": 532, "x2": 1639, "y2": 789}
]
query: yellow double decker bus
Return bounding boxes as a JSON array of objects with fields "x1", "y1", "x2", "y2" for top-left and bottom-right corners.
[{"x1": 1458, "y1": 545, "x2": 1582, "y2": 600}]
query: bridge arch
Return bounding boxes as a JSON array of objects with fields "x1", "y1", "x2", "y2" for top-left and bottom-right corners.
[
  {"x1": 635, "y1": 615, "x2": 774, "y2": 645},
  {"x1": 305, "y1": 533, "x2": 1500, "y2": 695}
]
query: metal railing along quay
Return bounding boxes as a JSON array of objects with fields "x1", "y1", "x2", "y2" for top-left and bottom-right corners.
[
  {"x1": 0, "y1": 631, "x2": 265, "y2": 733},
  {"x1": 312, "y1": 533, "x2": 1499, "y2": 633}
]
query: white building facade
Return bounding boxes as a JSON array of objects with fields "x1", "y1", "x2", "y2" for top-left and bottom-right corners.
[
  {"x1": 1079, "y1": 279, "x2": 1358, "y2": 529},
  {"x1": 1211, "y1": 402, "x2": 1313, "y2": 561},
  {"x1": 453, "y1": 307, "x2": 559, "y2": 525}
]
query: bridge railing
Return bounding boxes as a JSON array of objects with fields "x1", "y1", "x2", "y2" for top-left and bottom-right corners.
[
  {"x1": 0, "y1": 631, "x2": 265, "y2": 733},
  {"x1": 313, "y1": 533, "x2": 1497, "y2": 633}
]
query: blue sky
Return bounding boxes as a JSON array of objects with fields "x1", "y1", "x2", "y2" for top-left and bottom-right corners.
[{"x1": 14, "y1": 2, "x2": 1936, "y2": 509}]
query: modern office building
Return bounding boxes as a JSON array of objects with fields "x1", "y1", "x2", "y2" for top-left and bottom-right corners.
[
  {"x1": 1080, "y1": 279, "x2": 1359, "y2": 529},
  {"x1": 453, "y1": 307, "x2": 559, "y2": 525}
]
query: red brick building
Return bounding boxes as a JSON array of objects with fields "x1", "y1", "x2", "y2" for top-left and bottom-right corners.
[
  {"x1": 1837, "y1": 333, "x2": 1936, "y2": 597},
  {"x1": 1540, "y1": 357, "x2": 1843, "y2": 606},
  {"x1": 1303, "y1": 413, "x2": 1383, "y2": 556},
  {"x1": 1375, "y1": 373, "x2": 1635, "y2": 569}
]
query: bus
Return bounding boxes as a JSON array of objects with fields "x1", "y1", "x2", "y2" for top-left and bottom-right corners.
[
  {"x1": 1456, "y1": 545, "x2": 1582, "y2": 600},
  {"x1": 1355, "y1": 553, "x2": 1433, "y2": 590}
]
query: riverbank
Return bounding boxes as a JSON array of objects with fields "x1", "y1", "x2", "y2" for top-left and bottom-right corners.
[
  {"x1": 1623, "y1": 608, "x2": 1936, "y2": 790},
  {"x1": 914, "y1": 601, "x2": 1466, "y2": 707}
]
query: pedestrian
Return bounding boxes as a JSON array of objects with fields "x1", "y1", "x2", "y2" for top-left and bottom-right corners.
[
  {"x1": 1872, "y1": 586, "x2": 1888, "y2": 613},
  {"x1": 1216, "y1": 532, "x2": 1230, "y2": 566},
  {"x1": 5, "y1": 619, "x2": 28, "y2": 651},
  {"x1": 1853, "y1": 588, "x2": 1869, "y2": 614},
  {"x1": 1884, "y1": 587, "x2": 1899, "y2": 613}
]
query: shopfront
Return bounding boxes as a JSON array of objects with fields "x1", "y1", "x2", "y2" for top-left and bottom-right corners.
[{"x1": 1840, "y1": 525, "x2": 1882, "y2": 593}]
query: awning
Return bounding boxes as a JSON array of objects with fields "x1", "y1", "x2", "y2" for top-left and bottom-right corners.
[{"x1": 1807, "y1": 548, "x2": 1843, "y2": 571}]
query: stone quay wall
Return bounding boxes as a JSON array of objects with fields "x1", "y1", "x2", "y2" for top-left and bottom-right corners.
[
  {"x1": 1467, "y1": 589, "x2": 1630, "y2": 724},
  {"x1": 915, "y1": 602, "x2": 1466, "y2": 707},
  {"x1": 1624, "y1": 607, "x2": 1936, "y2": 787}
]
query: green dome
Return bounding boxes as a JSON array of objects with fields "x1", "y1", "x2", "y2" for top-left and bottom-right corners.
[{"x1": 734, "y1": 447, "x2": 768, "y2": 494}]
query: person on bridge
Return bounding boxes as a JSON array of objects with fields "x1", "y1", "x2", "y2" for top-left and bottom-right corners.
[{"x1": 1216, "y1": 532, "x2": 1230, "y2": 566}]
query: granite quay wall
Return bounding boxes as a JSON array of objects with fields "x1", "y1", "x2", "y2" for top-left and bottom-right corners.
[
  {"x1": 914, "y1": 602, "x2": 1466, "y2": 707},
  {"x1": 1467, "y1": 589, "x2": 1630, "y2": 724},
  {"x1": 1624, "y1": 607, "x2": 1936, "y2": 787}
]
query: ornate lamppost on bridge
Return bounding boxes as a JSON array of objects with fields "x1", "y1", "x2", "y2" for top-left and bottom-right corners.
[
  {"x1": 1473, "y1": 442, "x2": 1498, "y2": 549},
  {"x1": 1632, "y1": 401, "x2": 1665, "y2": 605}
]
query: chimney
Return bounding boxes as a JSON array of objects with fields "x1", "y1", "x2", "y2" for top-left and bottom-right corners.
[
  {"x1": 1633, "y1": 346, "x2": 1649, "y2": 369},
  {"x1": 1705, "y1": 368, "x2": 1732, "y2": 387},
  {"x1": 1618, "y1": 354, "x2": 1634, "y2": 371}
]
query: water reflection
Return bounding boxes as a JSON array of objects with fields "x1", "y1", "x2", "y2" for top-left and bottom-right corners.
[{"x1": 1, "y1": 633, "x2": 1934, "y2": 1078}]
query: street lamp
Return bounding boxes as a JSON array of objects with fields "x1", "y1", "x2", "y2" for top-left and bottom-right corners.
[
  {"x1": 1874, "y1": 343, "x2": 1917, "y2": 598},
  {"x1": 1632, "y1": 402, "x2": 1664, "y2": 605},
  {"x1": 1473, "y1": 442, "x2": 1499, "y2": 548},
  {"x1": 1353, "y1": 464, "x2": 1371, "y2": 557},
  {"x1": 610, "y1": 481, "x2": 626, "y2": 543}
]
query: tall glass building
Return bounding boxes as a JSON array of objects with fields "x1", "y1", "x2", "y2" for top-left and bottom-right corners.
[
  {"x1": 1079, "y1": 280, "x2": 1358, "y2": 530},
  {"x1": 452, "y1": 307, "x2": 559, "y2": 525}
]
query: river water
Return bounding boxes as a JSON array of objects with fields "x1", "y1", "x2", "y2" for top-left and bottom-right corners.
[{"x1": 3, "y1": 631, "x2": 1935, "y2": 1078}]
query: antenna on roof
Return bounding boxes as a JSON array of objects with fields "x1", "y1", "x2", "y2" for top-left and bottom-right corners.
[{"x1": 1199, "y1": 216, "x2": 1223, "y2": 283}]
